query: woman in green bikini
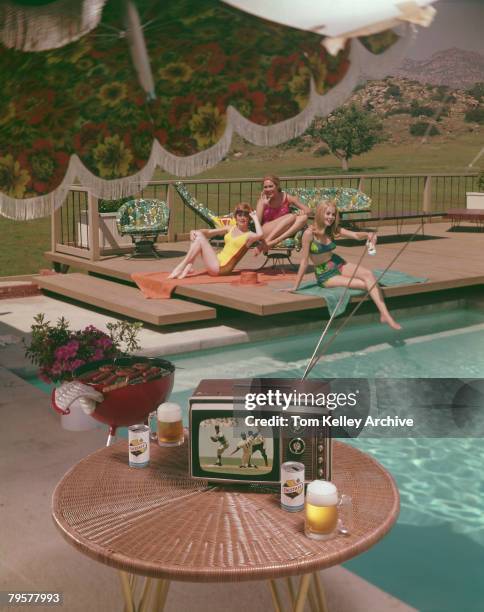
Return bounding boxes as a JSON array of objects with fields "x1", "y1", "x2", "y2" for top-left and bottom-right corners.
[{"x1": 288, "y1": 200, "x2": 401, "y2": 330}]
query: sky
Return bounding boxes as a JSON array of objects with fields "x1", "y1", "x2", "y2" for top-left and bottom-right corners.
[{"x1": 405, "y1": 0, "x2": 483, "y2": 59}]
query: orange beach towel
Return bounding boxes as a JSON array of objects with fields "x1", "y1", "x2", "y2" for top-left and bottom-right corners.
[{"x1": 132, "y1": 269, "x2": 296, "y2": 299}]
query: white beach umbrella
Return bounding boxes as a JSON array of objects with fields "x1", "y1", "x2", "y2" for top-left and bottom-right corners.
[{"x1": 222, "y1": 0, "x2": 438, "y2": 53}]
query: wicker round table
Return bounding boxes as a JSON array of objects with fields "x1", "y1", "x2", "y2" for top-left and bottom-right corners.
[{"x1": 52, "y1": 440, "x2": 399, "y2": 612}]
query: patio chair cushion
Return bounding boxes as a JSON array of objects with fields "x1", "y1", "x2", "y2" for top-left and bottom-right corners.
[
  {"x1": 116, "y1": 199, "x2": 170, "y2": 236},
  {"x1": 285, "y1": 187, "x2": 371, "y2": 213},
  {"x1": 174, "y1": 182, "x2": 235, "y2": 230}
]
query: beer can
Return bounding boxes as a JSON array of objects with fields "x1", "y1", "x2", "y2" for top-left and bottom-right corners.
[
  {"x1": 281, "y1": 461, "x2": 305, "y2": 512},
  {"x1": 128, "y1": 424, "x2": 150, "y2": 468}
]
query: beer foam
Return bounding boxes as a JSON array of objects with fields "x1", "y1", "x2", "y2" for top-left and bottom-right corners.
[
  {"x1": 306, "y1": 480, "x2": 338, "y2": 506},
  {"x1": 157, "y1": 402, "x2": 182, "y2": 422}
]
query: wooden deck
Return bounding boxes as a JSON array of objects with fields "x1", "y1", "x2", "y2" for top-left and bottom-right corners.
[
  {"x1": 36, "y1": 273, "x2": 216, "y2": 326},
  {"x1": 43, "y1": 222, "x2": 484, "y2": 322}
]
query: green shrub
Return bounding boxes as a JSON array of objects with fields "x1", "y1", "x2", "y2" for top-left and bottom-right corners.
[
  {"x1": 466, "y1": 82, "x2": 484, "y2": 102},
  {"x1": 409, "y1": 122, "x2": 440, "y2": 136},
  {"x1": 410, "y1": 103, "x2": 435, "y2": 118},
  {"x1": 277, "y1": 136, "x2": 305, "y2": 150},
  {"x1": 313, "y1": 146, "x2": 330, "y2": 157},
  {"x1": 464, "y1": 107, "x2": 484, "y2": 124},
  {"x1": 384, "y1": 84, "x2": 401, "y2": 99}
]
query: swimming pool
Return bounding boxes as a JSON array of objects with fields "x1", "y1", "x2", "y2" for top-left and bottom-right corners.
[
  {"x1": 25, "y1": 304, "x2": 484, "y2": 611},
  {"x1": 166, "y1": 305, "x2": 484, "y2": 612}
]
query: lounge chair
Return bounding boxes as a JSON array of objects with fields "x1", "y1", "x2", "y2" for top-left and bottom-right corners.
[{"x1": 116, "y1": 199, "x2": 170, "y2": 259}]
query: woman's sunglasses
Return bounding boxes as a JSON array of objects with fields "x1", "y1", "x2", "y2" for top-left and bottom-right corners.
[{"x1": 235, "y1": 210, "x2": 250, "y2": 217}]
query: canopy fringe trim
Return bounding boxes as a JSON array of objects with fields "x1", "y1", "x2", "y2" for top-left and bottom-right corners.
[{"x1": 0, "y1": 26, "x2": 413, "y2": 220}]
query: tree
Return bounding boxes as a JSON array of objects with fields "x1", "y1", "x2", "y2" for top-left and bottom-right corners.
[{"x1": 313, "y1": 105, "x2": 385, "y2": 170}]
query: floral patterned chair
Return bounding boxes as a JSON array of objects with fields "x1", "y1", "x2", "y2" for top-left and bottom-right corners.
[
  {"x1": 116, "y1": 199, "x2": 170, "y2": 259},
  {"x1": 174, "y1": 182, "x2": 371, "y2": 268}
]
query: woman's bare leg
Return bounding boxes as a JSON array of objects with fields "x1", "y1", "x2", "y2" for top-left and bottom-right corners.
[
  {"x1": 328, "y1": 264, "x2": 401, "y2": 330},
  {"x1": 254, "y1": 215, "x2": 294, "y2": 254},
  {"x1": 263, "y1": 215, "x2": 295, "y2": 245},
  {"x1": 169, "y1": 233, "x2": 220, "y2": 278},
  {"x1": 168, "y1": 239, "x2": 202, "y2": 278},
  {"x1": 265, "y1": 214, "x2": 308, "y2": 248}
]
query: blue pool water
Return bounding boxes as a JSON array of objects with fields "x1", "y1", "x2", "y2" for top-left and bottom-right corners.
[{"x1": 26, "y1": 305, "x2": 484, "y2": 611}]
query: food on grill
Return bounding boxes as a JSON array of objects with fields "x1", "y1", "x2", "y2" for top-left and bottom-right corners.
[{"x1": 77, "y1": 362, "x2": 170, "y2": 393}]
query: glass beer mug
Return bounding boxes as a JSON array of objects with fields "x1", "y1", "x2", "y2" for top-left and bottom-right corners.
[
  {"x1": 157, "y1": 402, "x2": 184, "y2": 447},
  {"x1": 305, "y1": 480, "x2": 352, "y2": 540}
]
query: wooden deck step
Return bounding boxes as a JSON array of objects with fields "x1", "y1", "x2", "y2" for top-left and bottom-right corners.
[{"x1": 36, "y1": 273, "x2": 216, "y2": 326}]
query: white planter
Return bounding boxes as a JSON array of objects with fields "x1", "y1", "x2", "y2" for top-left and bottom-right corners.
[
  {"x1": 77, "y1": 212, "x2": 132, "y2": 251},
  {"x1": 466, "y1": 192, "x2": 484, "y2": 210}
]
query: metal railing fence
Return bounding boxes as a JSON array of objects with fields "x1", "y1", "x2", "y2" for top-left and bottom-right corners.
[{"x1": 56, "y1": 173, "x2": 479, "y2": 252}]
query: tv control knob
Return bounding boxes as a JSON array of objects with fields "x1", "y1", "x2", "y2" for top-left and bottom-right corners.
[
  {"x1": 290, "y1": 423, "x2": 305, "y2": 435},
  {"x1": 318, "y1": 468, "x2": 324, "y2": 478},
  {"x1": 318, "y1": 456, "x2": 323, "y2": 464},
  {"x1": 288, "y1": 437, "x2": 305, "y2": 455},
  {"x1": 318, "y1": 444, "x2": 324, "y2": 453}
]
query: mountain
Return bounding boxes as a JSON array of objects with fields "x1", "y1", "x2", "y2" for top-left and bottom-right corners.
[
  {"x1": 393, "y1": 48, "x2": 484, "y2": 88},
  {"x1": 227, "y1": 76, "x2": 482, "y2": 160}
]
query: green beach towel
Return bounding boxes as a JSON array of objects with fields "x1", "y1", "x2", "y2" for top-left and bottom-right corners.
[{"x1": 296, "y1": 269, "x2": 427, "y2": 317}]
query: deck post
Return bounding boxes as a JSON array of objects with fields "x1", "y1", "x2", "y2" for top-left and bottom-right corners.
[
  {"x1": 87, "y1": 191, "x2": 100, "y2": 261},
  {"x1": 166, "y1": 183, "x2": 176, "y2": 242},
  {"x1": 51, "y1": 200, "x2": 62, "y2": 254},
  {"x1": 358, "y1": 176, "x2": 365, "y2": 193},
  {"x1": 423, "y1": 175, "x2": 432, "y2": 213}
]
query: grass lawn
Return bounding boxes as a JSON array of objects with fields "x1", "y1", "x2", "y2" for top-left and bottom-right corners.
[{"x1": 1, "y1": 132, "x2": 481, "y2": 277}]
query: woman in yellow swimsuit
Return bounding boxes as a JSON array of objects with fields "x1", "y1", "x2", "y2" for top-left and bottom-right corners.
[
  {"x1": 169, "y1": 203, "x2": 263, "y2": 279},
  {"x1": 288, "y1": 200, "x2": 401, "y2": 330}
]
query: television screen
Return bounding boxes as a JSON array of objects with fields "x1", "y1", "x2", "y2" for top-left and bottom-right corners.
[
  {"x1": 191, "y1": 411, "x2": 280, "y2": 482},
  {"x1": 199, "y1": 417, "x2": 274, "y2": 474}
]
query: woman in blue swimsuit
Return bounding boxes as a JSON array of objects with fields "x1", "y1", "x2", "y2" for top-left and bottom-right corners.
[{"x1": 288, "y1": 200, "x2": 401, "y2": 330}]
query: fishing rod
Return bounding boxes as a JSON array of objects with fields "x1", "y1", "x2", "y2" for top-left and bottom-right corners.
[
  {"x1": 301, "y1": 242, "x2": 368, "y2": 380},
  {"x1": 301, "y1": 221, "x2": 424, "y2": 381}
]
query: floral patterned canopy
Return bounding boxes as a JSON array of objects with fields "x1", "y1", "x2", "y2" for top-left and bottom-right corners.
[{"x1": 0, "y1": 0, "x2": 410, "y2": 219}]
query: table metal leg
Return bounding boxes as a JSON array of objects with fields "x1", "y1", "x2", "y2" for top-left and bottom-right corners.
[
  {"x1": 153, "y1": 579, "x2": 170, "y2": 612},
  {"x1": 138, "y1": 577, "x2": 154, "y2": 612},
  {"x1": 312, "y1": 572, "x2": 329, "y2": 612},
  {"x1": 269, "y1": 574, "x2": 315, "y2": 612},
  {"x1": 269, "y1": 579, "x2": 284, "y2": 612},
  {"x1": 307, "y1": 581, "x2": 318, "y2": 612},
  {"x1": 118, "y1": 571, "x2": 135, "y2": 612},
  {"x1": 294, "y1": 574, "x2": 311, "y2": 612},
  {"x1": 285, "y1": 576, "x2": 295, "y2": 604}
]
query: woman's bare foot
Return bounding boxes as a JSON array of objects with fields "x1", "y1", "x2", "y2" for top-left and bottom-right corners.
[
  {"x1": 380, "y1": 314, "x2": 402, "y2": 330},
  {"x1": 168, "y1": 264, "x2": 184, "y2": 279},
  {"x1": 177, "y1": 263, "x2": 193, "y2": 279},
  {"x1": 168, "y1": 267, "x2": 181, "y2": 279}
]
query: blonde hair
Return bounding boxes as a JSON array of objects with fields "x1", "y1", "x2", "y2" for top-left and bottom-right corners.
[
  {"x1": 262, "y1": 175, "x2": 281, "y2": 192},
  {"x1": 314, "y1": 200, "x2": 340, "y2": 240}
]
